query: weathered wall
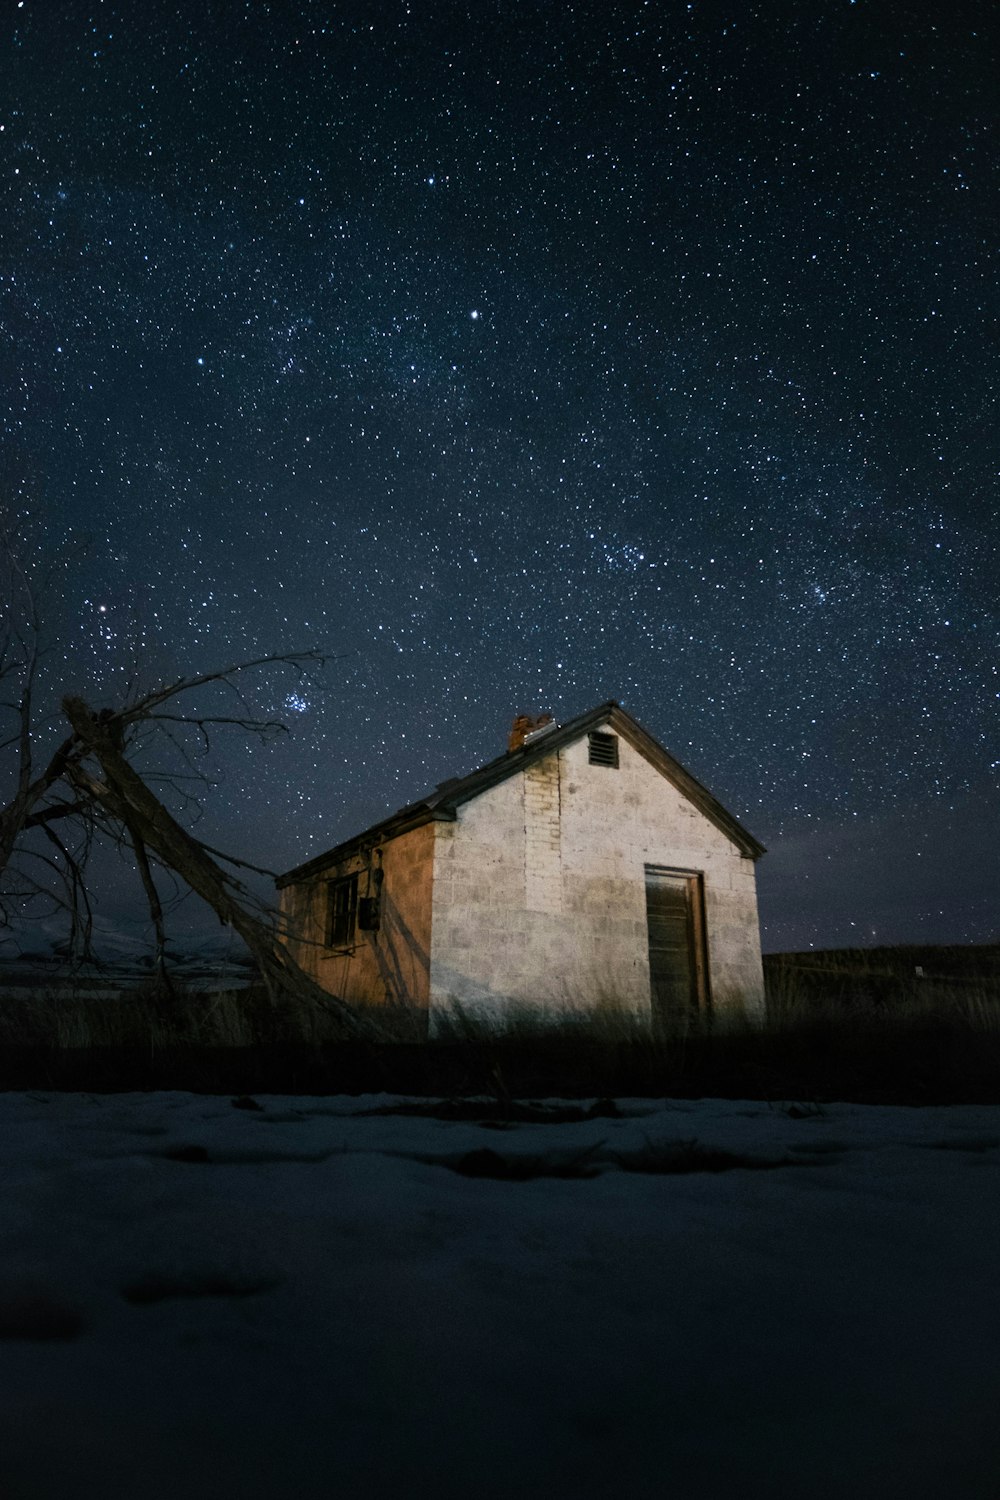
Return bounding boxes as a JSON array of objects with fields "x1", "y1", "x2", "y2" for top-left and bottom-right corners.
[
  {"x1": 428, "y1": 722, "x2": 764, "y2": 1026},
  {"x1": 279, "y1": 823, "x2": 435, "y2": 1017},
  {"x1": 281, "y1": 722, "x2": 765, "y2": 1031}
]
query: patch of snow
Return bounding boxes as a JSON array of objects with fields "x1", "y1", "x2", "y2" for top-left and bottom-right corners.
[{"x1": 0, "y1": 1092, "x2": 998, "y2": 1497}]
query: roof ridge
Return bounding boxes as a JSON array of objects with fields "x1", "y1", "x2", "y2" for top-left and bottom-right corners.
[{"x1": 276, "y1": 699, "x2": 763, "y2": 887}]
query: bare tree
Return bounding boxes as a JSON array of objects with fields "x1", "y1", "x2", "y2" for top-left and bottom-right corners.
[
  {"x1": 0, "y1": 514, "x2": 91, "y2": 935},
  {"x1": 0, "y1": 520, "x2": 364, "y2": 1033}
]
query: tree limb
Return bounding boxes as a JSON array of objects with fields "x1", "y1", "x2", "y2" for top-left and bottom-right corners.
[
  {"x1": 119, "y1": 650, "x2": 330, "y2": 724},
  {"x1": 62, "y1": 696, "x2": 366, "y2": 1034}
]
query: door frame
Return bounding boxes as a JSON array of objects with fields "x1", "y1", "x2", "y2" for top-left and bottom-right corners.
[{"x1": 643, "y1": 865, "x2": 711, "y2": 1019}]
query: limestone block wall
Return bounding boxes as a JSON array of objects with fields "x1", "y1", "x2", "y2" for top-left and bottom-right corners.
[
  {"x1": 280, "y1": 823, "x2": 435, "y2": 1015},
  {"x1": 558, "y1": 729, "x2": 764, "y2": 1017},
  {"x1": 429, "y1": 773, "x2": 541, "y2": 1015},
  {"x1": 524, "y1": 756, "x2": 563, "y2": 914},
  {"x1": 428, "y1": 721, "x2": 764, "y2": 1024}
]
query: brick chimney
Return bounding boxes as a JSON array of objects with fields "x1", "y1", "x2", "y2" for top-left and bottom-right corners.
[{"x1": 508, "y1": 712, "x2": 554, "y2": 752}]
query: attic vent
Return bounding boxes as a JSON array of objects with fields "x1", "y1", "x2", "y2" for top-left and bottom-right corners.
[{"x1": 588, "y1": 731, "x2": 619, "y2": 768}]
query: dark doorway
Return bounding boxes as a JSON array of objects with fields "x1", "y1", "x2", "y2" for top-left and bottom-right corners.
[{"x1": 644, "y1": 868, "x2": 709, "y2": 1026}]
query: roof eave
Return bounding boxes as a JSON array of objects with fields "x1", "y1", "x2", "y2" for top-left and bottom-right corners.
[
  {"x1": 433, "y1": 701, "x2": 621, "y2": 813},
  {"x1": 275, "y1": 805, "x2": 456, "y2": 888},
  {"x1": 440, "y1": 700, "x2": 765, "y2": 858},
  {"x1": 604, "y1": 705, "x2": 767, "y2": 858},
  {"x1": 276, "y1": 696, "x2": 765, "y2": 886}
]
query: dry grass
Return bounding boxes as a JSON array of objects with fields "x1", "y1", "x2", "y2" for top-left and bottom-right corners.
[
  {"x1": 428, "y1": 995, "x2": 660, "y2": 1045},
  {"x1": 1, "y1": 948, "x2": 999, "y2": 1101},
  {"x1": 2, "y1": 967, "x2": 999, "y2": 1051},
  {"x1": 0, "y1": 981, "x2": 353, "y2": 1052},
  {"x1": 763, "y1": 951, "x2": 1000, "y2": 1036}
]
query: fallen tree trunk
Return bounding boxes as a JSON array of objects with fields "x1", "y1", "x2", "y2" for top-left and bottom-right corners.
[{"x1": 62, "y1": 696, "x2": 368, "y2": 1038}]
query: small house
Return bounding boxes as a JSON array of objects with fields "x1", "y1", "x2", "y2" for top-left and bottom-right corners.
[{"x1": 276, "y1": 701, "x2": 766, "y2": 1032}]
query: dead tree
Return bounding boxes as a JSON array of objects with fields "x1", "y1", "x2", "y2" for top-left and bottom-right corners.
[
  {"x1": 0, "y1": 515, "x2": 94, "y2": 942},
  {"x1": 0, "y1": 554, "x2": 366, "y2": 1031},
  {"x1": 0, "y1": 508, "x2": 369, "y2": 1024},
  {"x1": 60, "y1": 693, "x2": 363, "y2": 1025}
]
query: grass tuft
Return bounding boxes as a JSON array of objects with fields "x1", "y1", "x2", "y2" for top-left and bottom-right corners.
[{"x1": 1, "y1": 945, "x2": 999, "y2": 1101}]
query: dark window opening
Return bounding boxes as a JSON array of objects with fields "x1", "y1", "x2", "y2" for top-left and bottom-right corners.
[
  {"x1": 588, "y1": 731, "x2": 619, "y2": 767},
  {"x1": 358, "y1": 895, "x2": 381, "y2": 932},
  {"x1": 327, "y1": 874, "x2": 358, "y2": 948}
]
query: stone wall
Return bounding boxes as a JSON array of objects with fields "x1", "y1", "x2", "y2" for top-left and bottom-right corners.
[
  {"x1": 279, "y1": 823, "x2": 435, "y2": 1017},
  {"x1": 281, "y1": 720, "x2": 765, "y2": 1031},
  {"x1": 428, "y1": 721, "x2": 764, "y2": 1026},
  {"x1": 524, "y1": 756, "x2": 563, "y2": 914}
]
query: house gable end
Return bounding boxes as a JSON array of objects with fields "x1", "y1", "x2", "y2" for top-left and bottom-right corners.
[
  {"x1": 439, "y1": 703, "x2": 765, "y2": 860},
  {"x1": 602, "y1": 708, "x2": 765, "y2": 859},
  {"x1": 276, "y1": 699, "x2": 763, "y2": 889}
]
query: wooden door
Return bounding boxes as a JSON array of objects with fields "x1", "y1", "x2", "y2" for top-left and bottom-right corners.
[{"x1": 645, "y1": 869, "x2": 708, "y2": 1025}]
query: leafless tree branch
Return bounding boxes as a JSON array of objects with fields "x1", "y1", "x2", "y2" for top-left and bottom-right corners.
[
  {"x1": 0, "y1": 526, "x2": 359, "y2": 1027},
  {"x1": 119, "y1": 650, "x2": 330, "y2": 724},
  {"x1": 61, "y1": 697, "x2": 365, "y2": 1032}
]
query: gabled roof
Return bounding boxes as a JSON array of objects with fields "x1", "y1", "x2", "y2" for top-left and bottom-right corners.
[{"x1": 276, "y1": 700, "x2": 765, "y2": 887}]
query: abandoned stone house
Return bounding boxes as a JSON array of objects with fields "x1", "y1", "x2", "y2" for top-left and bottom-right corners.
[{"x1": 276, "y1": 701, "x2": 766, "y2": 1032}]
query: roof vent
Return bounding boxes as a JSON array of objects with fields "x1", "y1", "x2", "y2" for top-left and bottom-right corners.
[
  {"x1": 588, "y1": 731, "x2": 619, "y2": 768},
  {"x1": 508, "y1": 712, "x2": 554, "y2": 752}
]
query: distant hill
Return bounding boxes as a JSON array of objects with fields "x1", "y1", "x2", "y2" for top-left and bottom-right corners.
[{"x1": 0, "y1": 943, "x2": 256, "y2": 995}]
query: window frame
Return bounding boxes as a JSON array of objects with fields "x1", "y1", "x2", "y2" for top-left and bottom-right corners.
[{"x1": 326, "y1": 873, "x2": 359, "y2": 949}]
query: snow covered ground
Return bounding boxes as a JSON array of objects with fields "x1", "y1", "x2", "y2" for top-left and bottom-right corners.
[
  {"x1": 0, "y1": 943, "x2": 255, "y2": 1001},
  {"x1": 1, "y1": 1091, "x2": 998, "y2": 1499}
]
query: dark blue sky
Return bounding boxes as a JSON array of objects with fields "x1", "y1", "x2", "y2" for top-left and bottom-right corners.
[{"x1": 2, "y1": 0, "x2": 997, "y2": 951}]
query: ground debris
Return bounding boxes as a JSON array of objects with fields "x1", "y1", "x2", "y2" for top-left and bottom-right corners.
[
  {"x1": 447, "y1": 1144, "x2": 604, "y2": 1180},
  {"x1": 364, "y1": 1096, "x2": 623, "y2": 1125}
]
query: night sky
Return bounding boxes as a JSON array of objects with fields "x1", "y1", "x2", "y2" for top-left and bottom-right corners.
[{"x1": 2, "y1": 0, "x2": 997, "y2": 953}]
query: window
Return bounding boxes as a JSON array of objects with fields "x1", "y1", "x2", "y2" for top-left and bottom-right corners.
[
  {"x1": 327, "y1": 874, "x2": 358, "y2": 948},
  {"x1": 588, "y1": 731, "x2": 619, "y2": 767},
  {"x1": 358, "y1": 895, "x2": 381, "y2": 932}
]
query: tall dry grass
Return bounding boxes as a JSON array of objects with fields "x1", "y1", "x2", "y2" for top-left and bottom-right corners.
[
  {"x1": 2, "y1": 964, "x2": 999, "y2": 1052},
  {"x1": 0, "y1": 982, "x2": 354, "y2": 1052},
  {"x1": 763, "y1": 954, "x2": 1000, "y2": 1036},
  {"x1": 1, "y1": 954, "x2": 999, "y2": 1101}
]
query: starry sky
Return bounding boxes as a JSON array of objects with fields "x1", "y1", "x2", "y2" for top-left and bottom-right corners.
[{"x1": 2, "y1": 0, "x2": 997, "y2": 953}]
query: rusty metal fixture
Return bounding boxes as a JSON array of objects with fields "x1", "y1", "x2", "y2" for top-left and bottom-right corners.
[{"x1": 507, "y1": 712, "x2": 553, "y2": 752}]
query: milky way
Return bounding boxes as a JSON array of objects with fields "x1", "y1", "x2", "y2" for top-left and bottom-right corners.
[{"x1": 2, "y1": 1, "x2": 997, "y2": 949}]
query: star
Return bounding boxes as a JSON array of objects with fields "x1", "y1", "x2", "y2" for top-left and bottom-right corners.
[{"x1": 1, "y1": 0, "x2": 993, "y2": 952}]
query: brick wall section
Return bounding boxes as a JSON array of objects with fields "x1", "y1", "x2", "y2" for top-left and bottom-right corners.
[
  {"x1": 279, "y1": 823, "x2": 435, "y2": 1014},
  {"x1": 523, "y1": 755, "x2": 563, "y2": 914},
  {"x1": 428, "y1": 721, "x2": 764, "y2": 1025}
]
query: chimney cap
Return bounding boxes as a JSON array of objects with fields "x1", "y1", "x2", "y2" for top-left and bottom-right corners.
[{"x1": 508, "y1": 712, "x2": 555, "y2": 752}]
